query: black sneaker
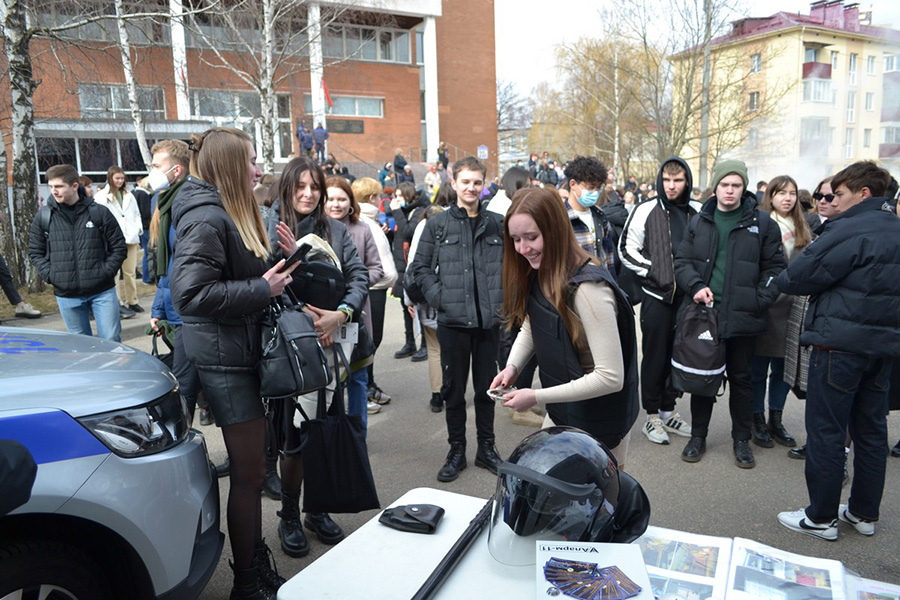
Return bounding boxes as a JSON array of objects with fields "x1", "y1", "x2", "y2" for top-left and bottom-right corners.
[
  {"x1": 127, "y1": 303, "x2": 145, "y2": 313},
  {"x1": 119, "y1": 305, "x2": 136, "y2": 320},
  {"x1": 437, "y1": 445, "x2": 467, "y2": 482},
  {"x1": 788, "y1": 445, "x2": 807, "y2": 460},
  {"x1": 681, "y1": 436, "x2": 706, "y2": 463},
  {"x1": 892, "y1": 440, "x2": 900, "y2": 458},
  {"x1": 733, "y1": 440, "x2": 756, "y2": 469},
  {"x1": 394, "y1": 342, "x2": 415, "y2": 359}
]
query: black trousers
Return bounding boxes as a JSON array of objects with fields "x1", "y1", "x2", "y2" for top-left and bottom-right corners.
[
  {"x1": 690, "y1": 336, "x2": 754, "y2": 441},
  {"x1": 369, "y1": 288, "x2": 387, "y2": 349},
  {"x1": 0, "y1": 251, "x2": 22, "y2": 306},
  {"x1": 639, "y1": 293, "x2": 680, "y2": 414},
  {"x1": 438, "y1": 324, "x2": 499, "y2": 447}
]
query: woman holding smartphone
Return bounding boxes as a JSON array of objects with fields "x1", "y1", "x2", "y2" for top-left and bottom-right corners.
[
  {"x1": 490, "y1": 187, "x2": 638, "y2": 469},
  {"x1": 170, "y1": 127, "x2": 297, "y2": 599}
]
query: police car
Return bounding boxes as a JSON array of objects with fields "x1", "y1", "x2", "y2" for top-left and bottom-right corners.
[{"x1": 0, "y1": 327, "x2": 222, "y2": 600}]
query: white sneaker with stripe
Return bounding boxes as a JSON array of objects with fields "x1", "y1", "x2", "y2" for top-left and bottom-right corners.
[{"x1": 777, "y1": 508, "x2": 838, "y2": 541}]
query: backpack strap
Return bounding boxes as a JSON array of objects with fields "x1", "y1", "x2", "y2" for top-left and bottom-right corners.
[{"x1": 430, "y1": 213, "x2": 447, "y2": 272}]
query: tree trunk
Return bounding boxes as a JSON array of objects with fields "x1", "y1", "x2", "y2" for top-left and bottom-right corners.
[
  {"x1": 2, "y1": 0, "x2": 41, "y2": 289},
  {"x1": 258, "y1": 0, "x2": 277, "y2": 173},
  {"x1": 0, "y1": 127, "x2": 15, "y2": 275},
  {"x1": 115, "y1": 0, "x2": 152, "y2": 169}
]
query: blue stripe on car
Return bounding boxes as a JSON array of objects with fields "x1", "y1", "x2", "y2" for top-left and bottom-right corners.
[{"x1": 0, "y1": 412, "x2": 108, "y2": 464}]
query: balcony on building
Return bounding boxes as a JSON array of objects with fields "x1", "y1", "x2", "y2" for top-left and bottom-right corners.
[
  {"x1": 879, "y1": 144, "x2": 900, "y2": 159},
  {"x1": 802, "y1": 62, "x2": 832, "y2": 80}
]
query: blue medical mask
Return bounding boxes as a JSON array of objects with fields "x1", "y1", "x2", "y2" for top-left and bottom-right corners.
[{"x1": 577, "y1": 189, "x2": 600, "y2": 208}]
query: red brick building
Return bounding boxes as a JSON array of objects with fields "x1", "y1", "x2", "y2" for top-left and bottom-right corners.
[{"x1": 2, "y1": 0, "x2": 498, "y2": 182}]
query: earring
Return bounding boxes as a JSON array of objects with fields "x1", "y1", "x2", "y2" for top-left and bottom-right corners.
[{"x1": 348, "y1": 206, "x2": 354, "y2": 215}]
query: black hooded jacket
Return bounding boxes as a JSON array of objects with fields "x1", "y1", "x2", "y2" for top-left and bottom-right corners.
[
  {"x1": 618, "y1": 157, "x2": 697, "y2": 303},
  {"x1": 170, "y1": 176, "x2": 272, "y2": 372}
]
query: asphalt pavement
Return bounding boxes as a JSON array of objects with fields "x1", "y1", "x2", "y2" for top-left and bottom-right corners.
[{"x1": 7, "y1": 294, "x2": 900, "y2": 597}]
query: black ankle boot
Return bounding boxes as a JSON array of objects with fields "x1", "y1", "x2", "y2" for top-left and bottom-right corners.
[
  {"x1": 430, "y1": 392, "x2": 443, "y2": 413},
  {"x1": 474, "y1": 440, "x2": 503, "y2": 474},
  {"x1": 751, "y1": 412, "x2": 774, "y2": 448},
  {"x1": 277, "y1": 491, "x2": 309, "y2": 557},
  {"x1": 254, "y1": 540, "x2": 285, "y2": 592},
  {"x1": 767, "y1": 409, "x2": 796, "y2": 447},
  {"x1": 229, "y1": 561, "x2": 276, "y2": 600},
  {"x1": 262, "y1": 459, "x2": 282, "y2": 500},
  {"x1": 304, "y1": 513, "x2": 345, "y2": 544},
  {"x1": 437, "y1": 443, "x2": 466, "y2": 482}
]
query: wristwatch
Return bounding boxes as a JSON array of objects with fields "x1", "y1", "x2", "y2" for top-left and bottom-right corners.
[{"x1": 337, "y1": 303, "x2": 354, "y2": 323}]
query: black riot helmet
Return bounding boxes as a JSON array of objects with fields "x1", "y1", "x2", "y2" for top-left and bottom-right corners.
[{"x1": 488, "y1": 427, "x2": 650, "y2": 566}]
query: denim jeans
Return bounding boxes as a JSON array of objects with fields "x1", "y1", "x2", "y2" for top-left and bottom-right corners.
[
  {"x1": 140, "y1": 230, "x2": 153, "y2": 284},
  {"x1": 346, "y1": 366, "x2": 369, "y2": 433},
  {"x1": 56, "y1": 287, "x2": 122, "y2": 342},
  {"x1": 750, "y1": 356, "x2": 791, "y2": 413},
  {"x1": 805, "y1": 348, "x2": 891, "y2": 523}
]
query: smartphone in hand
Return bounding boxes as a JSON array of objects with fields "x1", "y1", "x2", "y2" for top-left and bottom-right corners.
[{"x1": 278, "y1": 243, "x2": 311, "y2": 272}]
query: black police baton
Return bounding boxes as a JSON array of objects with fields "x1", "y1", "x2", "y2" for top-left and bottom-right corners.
[{"x1": 411, "y1": 497, "x2": 494, "y2": 600}]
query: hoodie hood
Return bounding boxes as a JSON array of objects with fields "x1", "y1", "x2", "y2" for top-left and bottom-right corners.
[{"x1": 655, "y1": 156, "x2": 694, "y2": 207}]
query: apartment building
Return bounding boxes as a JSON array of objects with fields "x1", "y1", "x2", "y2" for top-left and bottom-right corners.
[
  {"x1": 679, "y1": 1, "x2": 900, "y2": 187},
  {"x1": 3, "y1": 0, "x2": 498, "y2": 182}
]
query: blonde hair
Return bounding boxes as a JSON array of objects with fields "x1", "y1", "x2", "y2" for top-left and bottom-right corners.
[
  {"x1": 150, "y1": 139, "x2": 190, "y2": 169},
  {"x1": 352, "y1": 177, "x2": 382, "y2": 205},
  {"x1": 190, "y1": 127, "x2": 270, "y2": 259}
]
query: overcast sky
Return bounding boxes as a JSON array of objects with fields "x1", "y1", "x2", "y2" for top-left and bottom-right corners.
[{"x1": 494, "y1": 0, "x2": 900, "y2": 95}]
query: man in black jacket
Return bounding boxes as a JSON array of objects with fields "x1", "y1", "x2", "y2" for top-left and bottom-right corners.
[
  {"x1": 28, "y1": 164, "x2": 127, "y2": 341},
  {"x1": 674, "y1": 159, "x2": 785, "y2": 468},
  {"x1": 408, "y1": 156, "x2": 504, "y2": 482},
  {"x1": 620, "y1": 157, "x2": 699, "y2": 446},
  {"x1": 776, "y1": 161, "x2": 900, "y2": 541}
]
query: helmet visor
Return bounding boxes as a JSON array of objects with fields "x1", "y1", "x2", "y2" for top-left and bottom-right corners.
[{"x1": 488, "y1": 462, "x2": 615, "y2": 566}]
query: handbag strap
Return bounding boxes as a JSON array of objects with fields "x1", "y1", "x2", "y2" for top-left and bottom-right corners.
[{"x1": 313, "y1": 343, "x2": 352, "y2": 419}]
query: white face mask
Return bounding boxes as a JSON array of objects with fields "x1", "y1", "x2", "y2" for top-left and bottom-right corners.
[{"x1": 147, "y1": 165, "x2": 176, "y2": 192}]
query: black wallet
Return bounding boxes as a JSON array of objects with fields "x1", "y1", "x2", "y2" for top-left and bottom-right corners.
[{"x1": 379, "y1": 504, "x2": 445, "y2": 534}]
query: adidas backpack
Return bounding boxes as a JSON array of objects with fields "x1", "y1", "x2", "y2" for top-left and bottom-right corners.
[{"x1": 671, "y1": 302, "x2": 726, "y2": 396}]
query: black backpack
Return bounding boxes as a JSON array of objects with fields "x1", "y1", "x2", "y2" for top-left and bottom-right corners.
[{"x1": 670, "y1": 303, "x2": 726, "y2": 397}]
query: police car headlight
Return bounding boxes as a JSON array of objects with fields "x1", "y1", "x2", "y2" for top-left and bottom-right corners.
[{"x1": 78, "y1": 389, "x2": 190, "y2": 457}]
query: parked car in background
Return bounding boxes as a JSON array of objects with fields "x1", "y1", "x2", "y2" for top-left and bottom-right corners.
[{"x1": 0, "y1": 327, "x2": 222, "y2": 600}]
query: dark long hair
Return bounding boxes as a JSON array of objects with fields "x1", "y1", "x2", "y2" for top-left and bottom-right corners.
[
  {"x1": 276, "y1": 156, "x2": 330, "y2": 240},
  {"x1": 502, "y1": 187, "x2": 597, "y2": 346},
  {"x1": 761, "y1": 175, "x2": 812, "y2": 250}
]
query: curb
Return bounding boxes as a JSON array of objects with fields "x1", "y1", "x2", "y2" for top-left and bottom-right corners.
[{"x1": 2, "y1": 293, "x2": 158, "y2": 345}]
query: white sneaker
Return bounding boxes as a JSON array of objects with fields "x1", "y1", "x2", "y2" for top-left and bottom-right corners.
[
  {"x1": 662, "y1": 412, "x2": 692, "y2": 437},
  {"x1": 643, "y1": 417, "x2": 670, "y2": 445},
  {"x1": 366, "y1": 401, "x2": 382, "y2": 414},
  {"x1": 15, "y1": 302, "x2": 41, "y2": 318},
  {"x1": 777, "y1": 508, "x2": 838, "y2": 541},
  {"x1": 838, "y1": 504, "x2": 875, "y2": 536}
]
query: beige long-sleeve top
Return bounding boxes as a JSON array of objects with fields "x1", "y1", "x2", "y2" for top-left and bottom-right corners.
[{"x1": 506, "y1": 281, "x2": 624, "y2": 405}]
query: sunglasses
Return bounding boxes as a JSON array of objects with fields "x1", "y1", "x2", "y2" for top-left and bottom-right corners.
[{"x1": 813, "y1": 192, "x2": 835, "y2": 203}]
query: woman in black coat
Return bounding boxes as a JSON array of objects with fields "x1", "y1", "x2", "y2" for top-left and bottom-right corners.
[
  {"x1": 170, "y1": 127, "x2": 297, "y2": 600},
  {"x1": 264, "y1": 156, "x2": 370, "y2": 558}
]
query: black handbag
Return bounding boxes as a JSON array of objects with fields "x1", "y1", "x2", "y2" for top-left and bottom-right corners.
[
  {"x1": 150, "y1": 330, "x2": 174, "y2": 370},
  {"x1": 299, "y1": 344, "x2": 380, "y2": 514},
  {"x1": 258, "y1": 289, "x2": 331, "y2": 400},
  {"x1": 289, "y1": 254, "x2": 347, "y2": 311}
]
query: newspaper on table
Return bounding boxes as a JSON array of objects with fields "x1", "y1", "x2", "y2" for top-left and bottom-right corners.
[
  {"x1": 727, "y1": 537, "x2": 846, "y2": 600},
  {"x1": 635, "y1": 525, "x2": 733, "y2": 600},
  {"x1": 536, "y1": 541, "x2": 654, "y2": 600},
  {"x1": 633, "y1": 527, "x2": 870, "y2": 600},
  {"x1": 844, "y1": 575, "x2": 900, "y2": 599}
]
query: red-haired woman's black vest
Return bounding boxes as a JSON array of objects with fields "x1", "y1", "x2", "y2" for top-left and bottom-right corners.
[{"x1": 526, "y1": 262, "x2": 638, "y2": 443}]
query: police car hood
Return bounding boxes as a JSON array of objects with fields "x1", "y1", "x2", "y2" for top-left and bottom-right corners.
[{"x1": 0, "y1": 327, "x2": 176, "y2": 417}]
